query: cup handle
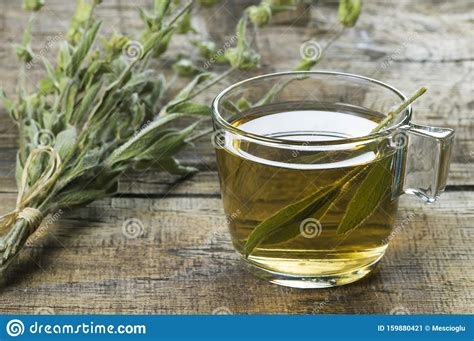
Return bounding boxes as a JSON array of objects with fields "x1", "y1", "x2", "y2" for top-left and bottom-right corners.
[{"x1": 395, "y1": 123, "x2": 455, "y2": 203}]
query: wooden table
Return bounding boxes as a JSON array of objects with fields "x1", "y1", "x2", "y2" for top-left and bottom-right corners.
[{"x1": 0, "y1": 0, "x2": 472, "y2": 314}]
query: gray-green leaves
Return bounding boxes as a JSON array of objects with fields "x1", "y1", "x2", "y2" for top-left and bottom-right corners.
[
  {"x1": 15, "y1": 17, "x2": 34, "y2": 63},
  {"x1": 106, "y1": 114, "x2": 185, "y2": 166},
  {"x1": 54, "y1": 127, "x2": 77, "y2": 160},
  {"x1": 224, "y1": 17, "x2": 260, "y2": 69},
  {"x1": 0, "y1": 0, "x2": 244, "y2": 276},
  {"x1": 247, "y1": 3, "x2": 272, "y2": 27},
  {"x1": 66, "y1": 21, "x2": 101, "y2": 77}
]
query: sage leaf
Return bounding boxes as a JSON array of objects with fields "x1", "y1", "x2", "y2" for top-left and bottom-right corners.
[
  {"x1": 168, "y1": 72, "x2": 212, "y2": 106},
  {"x1": 140, "y1": 121, "x2": 200, "y2": 160},
  {"x1": 42, "y1": 57, "x2": 58, "y2": 87},
  {"x1": 337, "y1": 157, "x2": 393, "y2": 234},
  {"x1": 172, "y1": 59, "x2": 202, "y2": 77},
  {"x1": 256, "y1": 187, "x2": 341, "y2": 248},
  {"x1": 23, "y1": 0, "x2": 44, "y2": 12},
  {"x1": 72, "y1": 81, "x2": 102, "y2": 124},
  {"x1": 54, "y1": 127, "x2": 78, "y2": 160},
  {"x1": 243, "y1": 175, "x2": 353, "y2": 257},
  {"x1": 192, "y1": 40, "x2": 217, "y2": 59},
  {"x1": 39, "y1": 79, "x2": 55, "y2": 95},
  {"x1": 142, "y1": 27, "x2": 174, "y2": 58},
  {"x1": 15, "y1": 153, "x2": 23, "y2": 188},
  {"x1": 155, "y1": 0, "x2": 173, "y2": 21},
  {"x1": 58, "y1": 42, "x2": 72, "y2": 71},
  {"x1": 56, "y1": 189, "x2": 108, "y2": 208},
  {"x1": 106, "y1": 113, "x2": 184, "y2": 165},
  {"x1": 338, "y1": 0, "x2": 362, "y2": 28},
  {"x1": 15, "y1": 17, "x2": 34, "y2": 63},
  {"x1": 156, "y1": 157, "x2": 197, "y2": 175},
  {"x1": 0, "y1": 89, "x2": 17, "y2": 121},
  {"x1": 66, "y1": 21, "x2": 102, "y2": 77},
  {"x1": 64, "y1": 79, "x2": 80, "y2": 122},
  {"x1": 167, "y1": 101, "x2": 212, "y2": 116},
  {"x1": 235, "y1": 97, "x2": 252, "y2": 111}
]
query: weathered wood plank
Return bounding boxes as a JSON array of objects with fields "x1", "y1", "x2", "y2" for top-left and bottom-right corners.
[{"x1": 0, "y1": 191, "x2": 472, "y2": 314}]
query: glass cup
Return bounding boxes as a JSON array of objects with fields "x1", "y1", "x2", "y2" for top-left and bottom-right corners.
[{"x1": 211, "y1": 71, "x2": 454, "y2": 288}]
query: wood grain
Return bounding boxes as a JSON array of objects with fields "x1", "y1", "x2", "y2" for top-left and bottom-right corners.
[{"x1": 0, "y1": 0, "x2": 472, "y2": 314}]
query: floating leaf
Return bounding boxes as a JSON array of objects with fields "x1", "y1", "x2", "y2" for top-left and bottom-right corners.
[
  {"x1": 337, "y1": 157, "x2": 393, "y2": 234},
  {"x1": 255, "y1": 187, "x2": 342, "y2": 249},
  {"x1": 243, "y1": 171, "x2": 357, "y2": 257}
]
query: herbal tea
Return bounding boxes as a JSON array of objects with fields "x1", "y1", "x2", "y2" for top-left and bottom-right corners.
[{"x1": 216, "y1": 102, "x2": 399, "y2": 287}]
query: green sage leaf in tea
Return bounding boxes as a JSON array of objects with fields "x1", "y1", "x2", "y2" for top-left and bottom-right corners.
[
  {"x1": 336, "y1": 157, "x2": 393, "y2": 234},
  {"x1": 243, "y1": 177, "x2": 351, "y2": 257}
]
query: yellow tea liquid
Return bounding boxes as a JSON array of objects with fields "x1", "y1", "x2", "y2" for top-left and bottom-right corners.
[{"x1": 215, "y1": 102, "x2": 398, "y2": 287}]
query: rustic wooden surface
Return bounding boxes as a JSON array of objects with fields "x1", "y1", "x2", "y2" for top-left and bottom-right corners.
[{"x1": 0, "y1": 0, "x2": 472, "y2": 314}]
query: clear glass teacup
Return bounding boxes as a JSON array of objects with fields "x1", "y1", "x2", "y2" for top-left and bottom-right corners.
[{"x1": 211, "y1": 71, "x2": 454, "y2": 288}]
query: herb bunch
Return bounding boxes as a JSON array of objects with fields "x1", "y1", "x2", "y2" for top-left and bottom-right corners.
[
  {"x1": 0, "y1": 0, "x2": 263, "y2": 275},
  {"x1": 0, "y1": 0, "x2": 362, "y2": 275}
]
